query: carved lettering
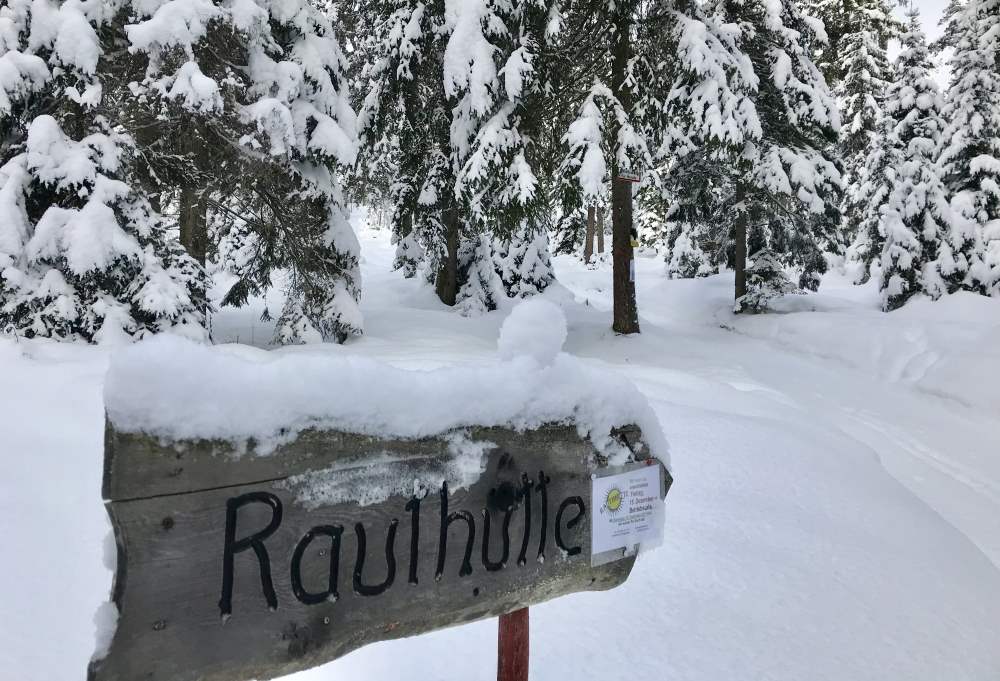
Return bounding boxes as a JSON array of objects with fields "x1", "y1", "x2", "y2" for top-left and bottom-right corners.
[
  {"x1": 290, "y1": 525, "x2": 343, "y2": 605},
  {"x1": 219, "y1": 492, "x2": 283, "y2": 618}
]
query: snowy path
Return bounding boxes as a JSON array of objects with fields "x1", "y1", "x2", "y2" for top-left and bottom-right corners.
[{"x1": 2, "y1": 226, "x2": 999, "y2": 680}]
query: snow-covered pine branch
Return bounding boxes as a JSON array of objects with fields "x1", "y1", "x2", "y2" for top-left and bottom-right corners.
[
  {"x1": 0, "y1": 0, "x2": 206, "y2": 342},
  {"x1": 123, "y1": 0, "x2": 362, "y2": 344}
]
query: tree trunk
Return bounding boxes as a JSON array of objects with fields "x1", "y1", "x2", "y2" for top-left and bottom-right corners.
[
  {"x1": 179, "y1": 186, "x2": 209, "y2": 266},
  {"x1": 584, "y1": 205, "x2": 596, "y2": 263},
  {"x1": 435, "y1": 207, "x2": 460, "y2": 306},
  {"x1": 611, "y1": 179, "x2": 639, "y2": 334},
  {"x1": 734, "y1": 182, "x2": 748, "y2": 302},
  {"x1": 610, "y1": 2, "x2": 640, "y2": 335},
  {"x1": 596, "y1": 206, "x2": 605, "y2": 254}
]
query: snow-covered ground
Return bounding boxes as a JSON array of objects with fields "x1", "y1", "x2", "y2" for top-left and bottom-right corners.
[{"x1": 2, "y1": 220, "x2": 999, "y2": 681}]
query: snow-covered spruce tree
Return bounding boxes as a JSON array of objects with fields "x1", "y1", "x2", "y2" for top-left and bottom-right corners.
[
  {"x1": 932, "y1": 0, "x2": 968, "y2": 53},
  {"x1": 119, "y1": 0, "x2": 362, "y2": 344},
  {"x1": 938, "y1": 0, "x2": 1000, "y2": 296},
  {"x1": 847, "y1": 100, "x2": 897, "y2": 282},
  {"x1": 449, "y1": 0, "x2": 555, "y2": 235},
  {"x1": 456, "y1": 233, "x2": 504, "y2": 315},
  {"x1": 655, "y1": 150, "x2": 733, "y2": 280},
  {"x1": 836, "y1": 4, "x2": 897, "y2": 184},
  {"x1": 878, "y1": 12, "x2": 965, "y2": 310},
  {"x1": 808, "y1": 0, "x2": 901, "y2": 88},
  {"x1": 448, "y1": 0, "x2": 562, "y2": 304},
  {"x1": 655, "y1": 0, "x2": 842, "y2": 310},
  {"x1": 355, "y1": 0, "x2": 466, "y2": 305},
  {"x1": 838, "y1": 13, "x2": 896, "y2": 270},
  {"x1": 665, "y1": 225, "x2": 716, "y2": 279},
  {"x1": 357, "y1": 0, "x2": 561, "y2": 311},
  {"x1": 0, "y1": 0, "x2": 206, "y2": 342},
  {"x1": 495, "y1": 223, "x2": 555, "y2": 297},
  {"x1": 737, "y1": 249, "x2": 800, "y2": 312}
]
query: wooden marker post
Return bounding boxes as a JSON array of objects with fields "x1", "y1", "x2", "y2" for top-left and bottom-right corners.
[{"x1": 498, "y1": 608, "x2": 529, "y2": 681}]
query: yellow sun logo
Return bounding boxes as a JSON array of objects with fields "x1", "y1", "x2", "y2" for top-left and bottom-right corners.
[{"x1": 604, "y1": 487, "x2": 623, "y2": 514}]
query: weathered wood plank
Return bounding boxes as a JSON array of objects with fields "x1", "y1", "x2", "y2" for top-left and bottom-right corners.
[
  {"x1": 91, "y1": 424, "x2": 670, "y2": 681},
  {"x1": 103, "y1": 423, "x2": 645, "y2": 501}
]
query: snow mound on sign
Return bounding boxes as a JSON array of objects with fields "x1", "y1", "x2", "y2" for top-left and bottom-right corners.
[
  {"x1": 104, "y1": 334, "x2": 668, "y2": 467},
  {"x1": 498, "y1": 299, "x2": 568, "y2": 366}
]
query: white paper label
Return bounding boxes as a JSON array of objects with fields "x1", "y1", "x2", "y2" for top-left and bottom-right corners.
[
  {"x1": 591, "y1": 464, "x2": 664, "y2": 556},
  {"x1": 629, "y1": 259, "x2": 635, "y2": 282}
]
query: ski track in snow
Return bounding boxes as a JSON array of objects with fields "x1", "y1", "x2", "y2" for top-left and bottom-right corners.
[{"x1": 1, "y1": 222, "x2": 999, "y2": 681}]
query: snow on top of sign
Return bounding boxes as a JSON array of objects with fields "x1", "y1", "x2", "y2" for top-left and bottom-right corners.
[
  {"x1": 104, "y1": 303, "x2": 669, "y2": 466},
  {"x1": 497, "y1": 298, "x2": 567, "y2": 366}
]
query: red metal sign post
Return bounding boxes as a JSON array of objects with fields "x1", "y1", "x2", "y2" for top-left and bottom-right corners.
[{"x1": 497, "y1": 608, "x2": 529, "y2": 681}]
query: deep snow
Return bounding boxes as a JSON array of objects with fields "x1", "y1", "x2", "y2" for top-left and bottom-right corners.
[
  {"x1": 1, "y1": 220, "x2": 999, "y2": 681},
  {"x1": 103, "y1": 322, "x2": 667, "y2": 465}
]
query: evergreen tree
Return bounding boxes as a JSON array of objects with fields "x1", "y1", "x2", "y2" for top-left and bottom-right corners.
[
  {"x1": 938, "y1": 0, "x2": 1000, "y2": 295},
  {"x1": 878, "y1": 12, "x2": 965, "y2": 310},
  {"x1": 355, "y1": 0, "x2": 459, "y2": 301},
  {"x1": 932, "y1": 0, "x2": 967, "y2": 53},
  {"x1": 356, "y1": 0, "x2": 560, "y2": 310},
  {"x1": 496, "y1": 223, "x2": 555, "y2": 297},
  {"x1": 737, "y1": 249, "x2": 800, "y2": 312},
  {"x1": 838, "y1": 13, "x2": 895, "y2": 278},
  {"x1": 554, "y1": 0, "x2": 659, "y2": 334},
  {"x1": 837, "y1": 6, "x2": 896, "y2": 183},
  {"x1": 848, "y1": 98, "x2": 897, "y2": 281},
  {"x1": 456, "y1": 233, "x2": 505, "y2": 316},
  {"x1": 657, "y1": 0, "x2": 842, "y2": 310},
  {"x1": 665, "y1": 226, "x2": 716, "y2": 279},
  {"x1": 120, "y1": 0, "x2": 362, "y2": 344},
  {"x1": 808, "y1": 0, "x2": 901, "y2": 87},
  {"x1": 0, "y1": 0, "x2": 206, "y2": 342}
]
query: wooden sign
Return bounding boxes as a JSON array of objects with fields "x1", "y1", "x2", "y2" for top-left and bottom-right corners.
[
  {"x1": 617, "y1": 170, "x2": 641, "y2": 183},
  {"x1": 89, "y1": 422, "x2": 671, "y2": 681}
]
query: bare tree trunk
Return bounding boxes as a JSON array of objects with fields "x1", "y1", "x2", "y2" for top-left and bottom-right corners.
[
  {"x1": 611, "y1": 179, "x2": 639, "y2": 334},
  {"x1": 596, "y1": 206, "x2": 605, "y2": 254},
  {"x1": 584, "y1": 205, "x2": 596, "y2": 263},
  {"x1": 734, "y1": 182, "x2": 748, "y2": 302},
  {"x1": 435, "y1": 207, "x2": 460, "y2": 306},
  {"x1": 179, "y1": 187, "x2": 209, "y2": 266},
  {"x1": 610, "y1": 2, "x2": 639, "y2": 335}
]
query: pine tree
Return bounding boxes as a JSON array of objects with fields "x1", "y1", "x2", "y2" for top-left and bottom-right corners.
[
  {"x1": 938, "y1": 0, "x2": 1000, "y2": 296},
  {"x1": 837, "y1": 7, "x2": 896, "y2": 279},
  {"x1": 809, "y1": 0, "x2": 901, "y2": 88},
  {"x1": 456, "y1": 234, "x2": 505, "y2": 316},
  {"x1": 932, "y1": 0, "x2": 967, "y2": 53},
  {"x1": 356, "y1": 0, "x2": 560, "y2": 309},
  {"x1": 665, "y1": 227, "x2": 715, "y2": 279},
  {"x1": 0, "y1": 0, "x2": 206, "y2": 342},
  {"x1": 496, "y1": 223, "x2": 555, "y2": 297},
  {"x1": 120, "y1": 0, "x2": 362, "y2": 344},
  {"x1": 837, "y1": 8, "x2": 896, "y2": 183},
  {"x1": 656, "y1": 0, "x2": 842, "y2": 310},
  {"x1": 848, "y1": 99, "x2": 897, "y2": 281},
  {"x1": 736, "y1": 249, "x2": 800, "y2": 312},
  {"x1": 356, "y1": 0, "x2": 459, "y2": 301},
  {"x1": 878, "y1": 12, "x2": 964, "y2": 310}
]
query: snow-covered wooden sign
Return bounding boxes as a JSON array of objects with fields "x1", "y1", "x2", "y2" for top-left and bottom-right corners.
[
  {"x1": 88, "y1": 307, "x2": 672, "y2": 681},
  {"x1": 90, "y1": 422, "x2": 670, "y2": 681}
]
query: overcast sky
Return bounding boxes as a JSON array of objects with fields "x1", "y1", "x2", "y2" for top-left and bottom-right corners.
[
  {"x1": 890, "y1": 0, "x2": 953, "y2": 85},
  {"x1": 913, "y1": 0, "x2": 949, "y2": 41}
]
